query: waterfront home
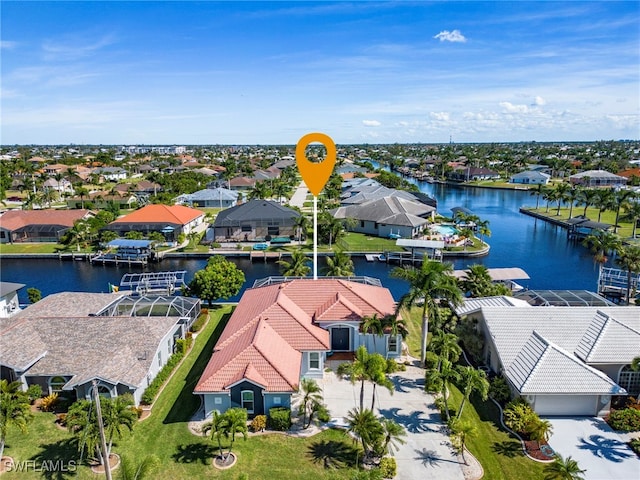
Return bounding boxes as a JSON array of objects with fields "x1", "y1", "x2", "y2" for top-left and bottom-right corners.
[
  {"x1": 569, "y1": 170, "x2": 628, "y2": 188},
  {"x1": 212, "y1": 199, "x2": 299, "y2": 242},
  {"x1": 194, "y1": 277, "x2": 401, "y2": 418},
  {"x1": 509, "y1": 170, "x2": 551, "y2": 185},
  {"x1": 0, "y1": 291, "x2": 201, "y2": 405},
  {"x1": 332, "y1": 195, "x2": 435, "y2": 239},
  {"x1": 455, "y1": 298, "x2": 639, "y2": 416},
  {"x1": 0, "y1": 282, "x2": 24, "y2": 318},
  {"x1": 447, "y1": 166, "x2": 501, "y2": 182},
  {"x1": 104, "y1": 204, "x2": 205, "y2": 241},
  {"x1": 177, "y1": 187, "x2": 239, "y2": 208},
  {"x1": 0, "y1": 209, "x2": 93, "y2": 244}
]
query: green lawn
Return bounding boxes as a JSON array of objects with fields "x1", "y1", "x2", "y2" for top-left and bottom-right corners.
[
  {"x1": 0, "y1": 243, "x2": 65, "y2": 254},
  {"x1": 524, "y1": 206, "x2": 636, "y2": 239},
  {"x1": 338, "y1": 232, "x2": 404, "y2": 252},
  {"x1": 448, "y1": 386, "x2": 546, "y2": 480},
  {"x1": 2, "y1": 305, "x2": 362, "y2": 479}
]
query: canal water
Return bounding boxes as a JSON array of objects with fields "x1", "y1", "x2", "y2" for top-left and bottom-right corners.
[{"x1": 1, "y1": 182, "x2": 602, "y2": 304}]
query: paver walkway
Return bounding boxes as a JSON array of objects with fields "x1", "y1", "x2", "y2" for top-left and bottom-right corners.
[{"x1": 321, "y1": 364, "x2": 466, "y2": 480}]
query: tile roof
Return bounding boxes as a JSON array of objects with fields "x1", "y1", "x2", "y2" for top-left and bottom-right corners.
[
  {"x1": 195, "y1": 279, "x2": 398, "y2": 393},
  {"x1": 574, "y1": 310, "x2": 640, "y2": 364},
  {"x1": 0, "y1": 209, "x2": 92, "y2": 231},
  {"x1": 0, "y1": 292, "x2": 180, "y2": 389},
  {"x1": 454, "y1": 296, "x2": 531, "y2": 317},
  {"x1": 506, "y1": 331, "x2": 625, "y2": 395},
  {"x1": 110, "y1": 204, "x2": 204, "y2": 225}
]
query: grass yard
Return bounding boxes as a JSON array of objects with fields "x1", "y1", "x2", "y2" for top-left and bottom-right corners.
[
  {"x1": 398, "y1": 306, "x2": 425, "y2": 359},
  {"x1": 339, "y1": 232, "x2": 404, "y2": 252},
  {"x1": 0, "y1": 243, "x2": 64, "y2": 254},
  {"x1": 447, "y1": 386, "x2": 546, "y2": 480},
  {"x1": 2, "y1": 304, "x2": 362, "y2": 479},
  {"x1": 526, "y1": 206, "x2": 636, "y2": 239}
]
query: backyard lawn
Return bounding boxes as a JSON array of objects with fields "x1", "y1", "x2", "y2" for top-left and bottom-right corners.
[{"x1": 2, "y1": 305, "x2": 362, "y2": 480}]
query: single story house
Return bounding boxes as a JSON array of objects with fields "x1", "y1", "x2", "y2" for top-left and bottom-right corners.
[
  {"x1": 194, "y1": 278, "x2": 401, "y2": 418},
  {"x1": 455, "y1": 299, "x2": 639, "y2": 416},
  {"x1": 212, "y1": 199, "x2": 300, "y2": 242},
  {"x1": 447, "y1": 167, "x2": 501, "y2": 182},
  {"x1": 0, "y1": 291, "x2": 200, "y2": 406},
  {"x1": 42, "y1": 177, "x2": 74, "y2": 195},
  {"x1": 509, "y1": 171, "x2": 551, "y2": 185},
  {"x1": 178, "y1": 187, "x2": 239, "y2": 208},
  {"x1": 95, "y1": 167, "x2": 128, "y2": 182},
  {"x1": 569, "y1": 170, "x2": 628, "y2": 188},
  {"x1": 104, "y1": 204, "x2": 205, "y2": 241},
  {"x1": 332, "y1": 195, "x2": 435, "y2": 239},
  {"x1": 0, "y1": 282, "x2": 24, "y2": 319},
  {"x1": 0, "y1": 209, "x2": 93, "y2": 243}
]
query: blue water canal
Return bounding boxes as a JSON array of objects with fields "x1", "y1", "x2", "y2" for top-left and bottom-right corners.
[{"x1": 1, "y1": 182, "x2": 601, "y2": 304}]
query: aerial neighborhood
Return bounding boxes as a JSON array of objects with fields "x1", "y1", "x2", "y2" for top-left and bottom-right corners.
[{"x1": 1, "y1": 140, "x2": 639, "y2": 479}]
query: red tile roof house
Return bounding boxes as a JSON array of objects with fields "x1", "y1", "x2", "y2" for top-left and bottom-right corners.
[
  {"x1": 194, "y1": 278, "x2": 401, "y2": 418},
  {"x1": 0, "y1": 209, "x2": 93, "y2": 244},
  {"x1": 104, "y1": 204, "x2": 205, "y2": 241}
]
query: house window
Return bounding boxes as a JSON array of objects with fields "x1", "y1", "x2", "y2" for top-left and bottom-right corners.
[
  {"x1": 49, "y1": 376, "x2": 66, "y2": 394},
  {"x1": 157, "y1": 351, "x2": 162, "y2": 367},
  {"x1": 360, "y1": 221, "x2": 365, "y2": 228},
  {"x1": 309, "y1": 352, "x2": 320, "y2": 370},
  {"x1": 97, "y1": 385, "x2": 111, "y2": 398},
  {"x1": 388, "y1": 335, "x2": 399, "y2": 354},
  {"x1": 267, "y1": 226, "x2": 279, "y2": 236},
  {"x1": 273, "y1": 396, "x2": 281, "y2": 405},
  {"x1": 241, "y1": 225, "x2": 252, "y2": 232},
  {"x1": 167, "y1": 339, "x2": 172, "y2": 352},
  {"x1": 241, "y1": 390, "x2": 254, "y2": 414},
  {"x1": 214, "y1": 397, "x2": 222, "y2": 405},
  {"x1": 619, "y1": 365, "x2": 640, "y2": 397}
]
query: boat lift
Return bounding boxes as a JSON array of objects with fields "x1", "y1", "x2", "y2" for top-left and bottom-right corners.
[{"x1": 119, "y1": 271, "x2": 187, "y2": 295}]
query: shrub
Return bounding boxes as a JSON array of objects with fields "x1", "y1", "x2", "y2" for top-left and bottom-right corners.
[
  {"x1": 489, "y1": 376, "x2": 511, "y2": 405},
  {"x1": 379, "y1": 457, "x2": 397, "y2": 478},
  {"x1": 40, "y1": 393, "x2": 59, "y2": 412},
  {"x1": 175, "y1": 337, "x2": 192, "y2": 355},
  {"x1": 268, "y1": 407, "x2": 291, "y2": 431},
  {"x1": 630, "y1": 438, "x2": 640, "y2": 455},
  {"x1": 56, "y1": 413, "x2": 67, "y2": 426},
  {"x1": 27, "y1": 384, "x2": 43, "y2": 403},
  {"x1": 385, "y1": 359, "x2": 399, "y2": 374},
  {"x1": 191, "y1": 313, "x2": 208, "y2": 332},
  {"x1": 317, "y1": 404, "x2": 331, "y2": 423},
  {"x1": 351, "y1": 470, "x2": 383, "y2": 480},
  {"x1": 131, "y1": 406, "x2": 144, "y2": 418},
  {"x1": 251, "y1": 415, "x2": 267, "y2": 432},
  {"x1": 141, "y1": 351, "x2": 185, "y2": 405},
  {"x1": 607, "y1": 408, "x2": 640, "y2": 432},
  {"x1": 503, "y1": 398, "x2": 537, "y2": 435}
]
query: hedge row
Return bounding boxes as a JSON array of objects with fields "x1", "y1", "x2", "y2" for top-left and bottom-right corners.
[{"x1": 141, "y1": 351, "x2": 185, "y2": 405}]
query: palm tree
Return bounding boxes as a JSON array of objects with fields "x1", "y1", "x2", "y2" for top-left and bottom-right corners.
[
  {"x1": 582, "y1": 230, "x2": 622, "y2": 265},
  {"x1": 392, "y1": 260, "x2": 463, "y2": 366},
  {"x1": 103, "y1": 395, "x2": 137, "y2": 457},
  {"x1": 366, "y1": 352, "x2": 394, "y2": 410},
  {"x1": 430, "y1": 331, "x2": 462, "y2": 370},
  {"x1": 476, "y1": 219, "x2": 491, "y2": 245},
  {"x1": 613, "y1": 189, "x2": 637, "y2": 234},
  {"x1": 201, "y1": 410, "x2": 227, "y2": 461},
  {"x1": 248, "y1": 180, "x2": 271, "y2": 200},
  {"x1": 0, "y1": 380, "x2": 31, "y2": 460},
  {"x1": 323, "y1": 249, "x2": 354, "y2": 276},
  {"x1": 615, "y1": 245, "x2": 640, "y2": 305},
  {"x1": 380, "y1": 418, "x2": 406, "y2": 455},
  {"x1": 361, "y1": 314, "x2": 384, "y2": 352},
  {"x1": 337, "y1": 346, "x2": 370, "y2": 411},
  {"x1": 427, "y1": 358, "x2": 460, "y2": 421},
  {"x1": 66, "y1": 400, "x2": 102, "y2": 463},
  {"x1": 346, "y1": 408, "x2": 383, "y2": 460},
  {"x1": 565, "y1": 186, "x2": 579, "y2": 219},
  {"x1": 542, "y1": 187, "x2": 556, "y2": 213},
  {"x1": 576, "y1": 187, "x2": 599, "y2": 217},
  {"x1": 528, "y1": 418, "x2": 554, "y2": 444},
  {"x1": 531, "y1": 183, "x2": 545, "y2": 210},
  {"x1": 631, "y1": 356, "x2": 640, "y2": 372},
  {"x1": 459, "y1": 264, "x2": 493, "y2": 297},
  {"x1": 456, "y1": 367, "x2": 489, "y2": 420},
  {"x1": 543, "y1": 454, "x2": 586, "y2": 480},
  {"x1": 221, "y1": 407, "x2": 248, "y2": 462},
  {"x1": 294, "y1": 214, "x2": 310, "y2": 243},
  {"x1": 449, "y1": 419, "x2": 477, "y2": 465},
  {"x1": 297, "y1": 378, "x2": 323, "y2": 429},
  {"x1": 277, "y1": 249, "x2": 310, "y2": 276},
  {"x1": 117, "y1": 455, "x2": 159, "y2": 480},
  {"x1": 621, "y1": 198, "x2": 640, "y2": 239},
  {"x1": 554, "y1": 182, "x2": 571, "y2": 216}
]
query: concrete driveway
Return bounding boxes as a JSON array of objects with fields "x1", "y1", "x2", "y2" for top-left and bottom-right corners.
[
  {"x1": 547, "y1": 416, "x2": 640, "y2": 480},
  {"x1": 321, "y1": 364, "x2": 465, "y2": 480}
]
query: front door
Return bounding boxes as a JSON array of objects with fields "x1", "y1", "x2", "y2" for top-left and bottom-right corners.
[{"x1": 331, "y1": 327, "x2": 350, "y2": 351}]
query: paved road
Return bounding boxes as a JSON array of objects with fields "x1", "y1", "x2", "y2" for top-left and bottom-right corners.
[
  {"x1": 289, "y1": 181, "x2": 310, "y2": 210},
  {"x1": 321, "y1": 364, "x2": 465, "y2": 480}
]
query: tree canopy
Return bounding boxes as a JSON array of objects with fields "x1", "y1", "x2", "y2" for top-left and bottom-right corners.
[{"x1": 188, "y1": 255, "x2": 245, "y2": 306}]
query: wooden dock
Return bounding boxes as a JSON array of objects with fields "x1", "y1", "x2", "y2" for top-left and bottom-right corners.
[{"x1": 250, "y1": 251, "x2": 283, "y2": 262}]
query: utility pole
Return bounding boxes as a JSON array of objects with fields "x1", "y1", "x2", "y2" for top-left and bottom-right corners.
[{"x1": 92, "y1": 380, "x2": 112, "y2": 480}]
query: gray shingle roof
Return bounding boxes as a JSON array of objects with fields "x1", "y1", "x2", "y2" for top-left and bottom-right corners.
[
  {"x1": 506, "y1": 331, "x2": 625, "y2": 394},
  {"x1": 183, "y1": 187, "x2": 239, "y2": 202},
  {"x1": 0, "y1": 282, "x2": 25, "y2": 298},
  {"x1": 333, "y1": 196, "x2": 434, "y2": 227},
  {"x1": 214, "y1": 199, "x2": 300, "y2": 227}
]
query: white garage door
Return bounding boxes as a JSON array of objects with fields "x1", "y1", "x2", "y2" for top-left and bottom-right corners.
[{"x1": 533, "y1": 395, "x2": 597, "y2": 416}]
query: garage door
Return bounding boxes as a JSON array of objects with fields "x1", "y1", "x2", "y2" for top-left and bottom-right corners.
[{"x1": 533, "y1": 395, "x2": 597, "y2": 416}]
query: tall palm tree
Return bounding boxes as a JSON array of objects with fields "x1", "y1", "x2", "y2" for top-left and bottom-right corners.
[
  {"x1": 0, "y1": 380, "x2": 31, "y2": 460},
  {"x1": 430, "y1": 331, "x2": 462, "y2": 371},
  {"x1": 201, "y1": 410, "x2": 227, "y2": 461},
  {"x1": 613, "y1": 189, "x2": 637, "y2": 234},
  {"x1": 248, "y1": 180, "x2": 271, "y2": 200},
  {"x1": 543, "y1": 454, "x2": 586, "y2": 480},
  {"x1": 294, "y1": 214, "x2": 310, "y2": 243},
  {"x1": 476, "y1": 219, "x2": 491, "y2": 245},
  {"x1": 426, "y1": 358, "x2": 460, "y2": 421},
  {"x1": 380, "y1": 418, "x2": 406, "y2": 455},
  {"x1": 459, "y1": 264, "x2": 493, "y2": 297},
  {"x1": 297, "y1": 378, "x2": 323, "y2": 429},
  {"x1": 582, "y1": 230, "x2": 622, "y2": 265},
  {"x1": 323, "y1": 249, "x2": 354, "y2": 276},
  {"x1": 621, "y1": 198, "x2": 640, "y2": 239},
  {"x1": 615, "y1": 245, "x2": 640, "y2": 305},
  {"x1": 531, "y1": 183, "x2": 545, "y2": 210},
  {"x1": 103, "y1": 395, "x2": 137, "y2": 457},
  {"x1": 277, "y1": 249, "x2": 310, "y2": 276},
  {"x1": 456, "y1": 367, "x2": 490, "y2": 420},
  {"x1": 576, "y1": 187, "x2": 599, "y2": 217},
  {"x1": 392, "y1": 260, "x2": 463, "y2": 366},
  {"x1": 337, "y1": 346, "x2": 370, "y2": 411},
  {"x1": 366, "y1": 353, "x2": 394, "y2": 410},
  {"x1": 554, "y1": 182, "x2": 571, "y2": 216}
]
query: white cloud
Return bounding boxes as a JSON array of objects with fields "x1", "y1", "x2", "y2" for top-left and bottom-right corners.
[
  {"x1": 430, "y1": 111, "x2": 451, "y2": 121},
  {"x1": 362, "y1": 119, "x2": 381, "y2": 127},
  {"x1": 533, "y1": 96, "x2": 547, "y2": 106},
  {"x1": 1, "y1": 41, "x2": 18, "y2": 50},
  {"x1": 499, "y1": 102, "x2": 529, "y2": 113},
  {"x1": 433, "y1": 30, "x2": 467, "y2": 43}
]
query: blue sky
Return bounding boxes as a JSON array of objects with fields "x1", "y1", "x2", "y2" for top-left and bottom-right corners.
[{"x1": 1, "y1": 1, "x2": 638, "y2": 145}]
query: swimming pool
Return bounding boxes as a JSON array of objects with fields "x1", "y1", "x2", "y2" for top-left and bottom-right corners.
[{"x1": 432, "y1": 225, "x2": 459, "y2": 236}]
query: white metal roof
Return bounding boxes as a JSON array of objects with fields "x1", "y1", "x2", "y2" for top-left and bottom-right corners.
[{"x1": 396, "y1": 239, "x2": 445, "y2": 249}]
